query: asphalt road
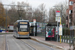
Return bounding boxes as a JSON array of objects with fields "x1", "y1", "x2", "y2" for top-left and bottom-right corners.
[{"x1": 0, "y1": 34, "x2": 61, "y2": 50}]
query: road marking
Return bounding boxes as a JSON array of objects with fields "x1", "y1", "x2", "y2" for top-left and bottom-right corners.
[
  {"x1": 12, "y1": 39, "x2": 23, "y2": 50},
  {"x1": 0, "y1": 35, "x2": 4, "y2": 36},
  {"x1": 4, "y1": 35, "x2": 6, "y2": 50},
  {"x1": 6, "y1": 35, "x2": 10, "y2": 50},
  {"x1": 21, "y1": 40, "x2": 36, "y2": 50},
  {"x1": 5, "y1": 35, "x2": 9, "y2": 50}
]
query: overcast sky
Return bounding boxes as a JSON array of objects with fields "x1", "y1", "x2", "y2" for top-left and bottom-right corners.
[{"x1": 1, "y1": 0, "x2": 68, "y2": 11}]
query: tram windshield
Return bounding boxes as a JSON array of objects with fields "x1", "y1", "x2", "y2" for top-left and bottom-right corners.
[
  {"x1": 20, "y1": 28, "x2": 27, "y2": 32},
  {"x1": 20, "y1": 25, "x2": 28, "y2": 32}
]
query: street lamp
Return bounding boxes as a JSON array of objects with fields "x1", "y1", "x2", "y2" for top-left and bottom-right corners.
[{"x1": 5, "y1": 8, "x2": 8, "y2": 30}]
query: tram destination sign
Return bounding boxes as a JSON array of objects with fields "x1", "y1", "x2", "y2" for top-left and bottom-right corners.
[{"x1": 20, "y1": 22, "x2": 27, "y2": 24}]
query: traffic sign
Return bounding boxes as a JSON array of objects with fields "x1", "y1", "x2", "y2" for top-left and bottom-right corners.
[
  {"x1": 55, "y1": 17, "x2": 61, "y2": 22},
  {"x1": 56, "y1": 27, "x2": 58, "y2": 35},
  {"x1": 33, "y1": 19, "x2": 36, "y2": 23},
  {"x1": 60, "y1": 24, "x2": 62, "y2": 27},
  {"x1": 59, "y1": 26, "x2": 62, "y2": 35},
  {"x1": 56, "y1": 11, "x2": 60, "y2": 17},
  {"x1": 29, "y1": 23, "x2": 31, "y2": 26}
]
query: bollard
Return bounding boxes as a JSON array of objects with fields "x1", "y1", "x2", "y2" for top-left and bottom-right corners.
[{"x1": 73, "y1": 39, "x2": 75, "y2": 50}]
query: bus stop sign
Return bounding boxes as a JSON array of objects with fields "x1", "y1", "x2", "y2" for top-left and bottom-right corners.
[
  {"x1": 56, "y1": 11, "x2": 60, "y2": 17},
  {"x1": 33, "y1": 19, "x2": 36, "y2": 23}
]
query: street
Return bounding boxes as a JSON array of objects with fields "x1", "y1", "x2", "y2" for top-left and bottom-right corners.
[{"x1": 0, "y1": 34, "x2": 61, "y2": 50}]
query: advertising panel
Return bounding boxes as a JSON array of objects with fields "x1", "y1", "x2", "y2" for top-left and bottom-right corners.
[{"x1": 46, "y1": 26, "x2": 55, "y2": 37}]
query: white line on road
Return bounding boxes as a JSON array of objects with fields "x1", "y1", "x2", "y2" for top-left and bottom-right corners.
[{"x1": 5, "y1": 37, "x2": 10, "y2": 50}]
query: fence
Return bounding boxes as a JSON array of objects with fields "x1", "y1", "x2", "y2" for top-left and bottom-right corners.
[{"x1": 61, "y1": 28, "x2": 75, "y2": 45}]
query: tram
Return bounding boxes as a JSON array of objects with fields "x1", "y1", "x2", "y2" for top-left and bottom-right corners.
[{"x1": 13, "y1": 20, "x2": 30, "y2": 38}]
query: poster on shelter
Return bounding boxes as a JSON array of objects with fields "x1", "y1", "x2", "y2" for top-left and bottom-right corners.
[{"x1": 46, "y1": 26, "x2": 55, "y2": 37}]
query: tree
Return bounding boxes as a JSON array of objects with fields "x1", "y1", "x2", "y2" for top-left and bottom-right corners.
[
  {"x1": 26, "y1": 7, "x2": 33, "y2": 22},
  {"x1": 49, "y1": 8, "x2": 56, "y2": 22},
  {"x1": 49, "y1": 1, "x2": 68, "y2": 24},
  {"x1": 38, "y1": 3, "x2": 47, "y2": 22},
  {"x1": 0, "y1": 2, "x2": 6, "y2": 27},
  {"x1": 17, "y1": 2, "x2": 30, "y2": 20},
  {"x1": 8, "y1": 6, "x2": 19, "y2": 25},
  {"x1": 7, "y1": 2, "x2": 30, "y2": 24},
  {"x1": 32, "y1": 8, "x2": 42, "y2": 22}
]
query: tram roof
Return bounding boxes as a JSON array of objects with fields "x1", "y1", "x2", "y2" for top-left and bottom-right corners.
[{"x1": 16, "y1": 20, "x2": 29, "y2": 22}]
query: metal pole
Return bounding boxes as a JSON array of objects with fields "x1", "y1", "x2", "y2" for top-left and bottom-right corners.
[
  {"x1": 57, "y1": 21, "x2": 58, "y2": 42},
  {"x1": 60, "y1": 5, "x2": 62, "y2": 23},
  {"x1": 34, "y1": 23, "x2": 35, "y2": 36},
  {"x1": 60, "y1": 17, "x2": 61, "y2": 43},
  {"x1": 34, "y1": 27, "x2": 35, "y2": 36},
  {"x1": 6, "y1": 9, "x2": 7, "y2": 30},
  {"x1": 60, "y1": 5, "x2": 63, "y2": 43},
  {"x1": 20, "y1": 16, "x2": 21, "y2": 20}
]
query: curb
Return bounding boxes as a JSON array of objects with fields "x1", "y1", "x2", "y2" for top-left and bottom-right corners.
[{"x1": 31, "y1": 37, "x2": 64, "y2": 50}]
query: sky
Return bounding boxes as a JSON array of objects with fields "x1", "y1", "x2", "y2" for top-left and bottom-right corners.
[{"x1": 1, "y1": 0, "x2": 68, "y2": 11}]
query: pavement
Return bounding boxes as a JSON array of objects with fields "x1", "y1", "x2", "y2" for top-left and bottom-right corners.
[
  {"x1": 0, "y1": 35, "x2": 5, "y2": 50},
  {"x1": 30, "y1": 36, "x2": 73, "y2": 50}
]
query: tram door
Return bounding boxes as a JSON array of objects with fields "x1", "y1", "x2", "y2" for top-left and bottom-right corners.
[
  {"x1": 29, "y1": 26, "x2": 37, "y2": 36},
  {"x1": 30, "y1": 26, "x2": 33, "y2": 36}
]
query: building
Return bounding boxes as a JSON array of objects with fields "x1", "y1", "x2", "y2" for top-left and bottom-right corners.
[
  {"x1": 73, "y1": 3, "x2": 75, "y2": 26},
  {"x1": 66, "y1": 0, "x2": 75, "y2": 27}
]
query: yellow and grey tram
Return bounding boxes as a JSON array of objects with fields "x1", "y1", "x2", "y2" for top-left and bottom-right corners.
[{"x1": 13, "y1": 20, "x2": 30, "y2": 38}]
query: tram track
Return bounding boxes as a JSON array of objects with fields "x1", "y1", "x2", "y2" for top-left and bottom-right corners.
[
  {"x1": 5, "y1": 34, "x2": 36, "y2": 50},
  {"x1": 20, "y1": 39, "x2": 36, "y2": 50},
  {"x1": 11, "y1": 35, "x2": 36, "y2": 50},
  {"x1": 13, "y1": 39, "x2": 36, "y2": 50},
  {"x1": 4, "y1": 34, "x2": 61, "y2": 50},
  {"x1": 5, "y1": 35, "x2": 8, "y2": 50},
  {"x1": 21, "y1": 39, "x2": 52, "y2": 50}
]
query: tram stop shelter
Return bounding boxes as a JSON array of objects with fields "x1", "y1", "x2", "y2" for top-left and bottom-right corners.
[{"x1": 45, "y1": 22, "x2": 60, "y2": 41}]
